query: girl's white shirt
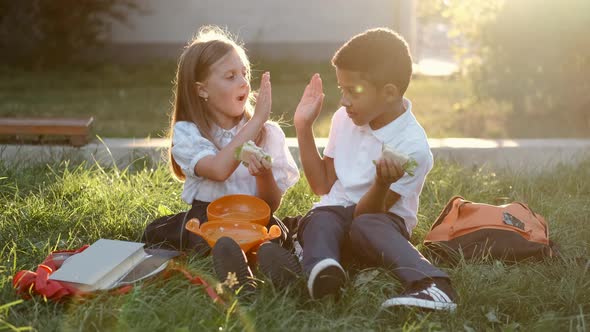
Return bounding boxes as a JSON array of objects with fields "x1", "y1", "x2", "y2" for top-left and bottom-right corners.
[{"x1": 171, "y1": 118, "x2": 300, "y2": 204}]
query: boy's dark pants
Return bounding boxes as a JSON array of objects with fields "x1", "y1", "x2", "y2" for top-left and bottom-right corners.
[{"x1": 297, "y1": 205, "x2": 448, "y2": 286}]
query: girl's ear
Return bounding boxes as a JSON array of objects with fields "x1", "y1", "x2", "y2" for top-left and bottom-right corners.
[
  {"x1": 382, "y1": 83, "x2": 400, "y2": 103},
  {"x1": 195, "y1": 82, "x2": 208, "y2": 99}
]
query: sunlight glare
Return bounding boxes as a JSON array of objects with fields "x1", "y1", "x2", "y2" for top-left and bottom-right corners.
[{"x1": 414, "y1": 58, "x2": 459, "y2": 77}]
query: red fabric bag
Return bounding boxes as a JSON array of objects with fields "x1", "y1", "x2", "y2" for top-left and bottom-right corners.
[{"x1": 13, "y1": 245, "x2": 222, "y2": 303}]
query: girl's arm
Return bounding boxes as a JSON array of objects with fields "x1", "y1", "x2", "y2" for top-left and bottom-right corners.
[
  {"x1": 195, "y1": 73, "x2": 271, "y2": 182},
  {"x1": 255, "y1": 171, "x2": 282, "y2": 213},
  {"x1": 243, "y1": 155, "x2": 282, "y2": 212},
  {"x1": 194, "y1": 117, "x2": 265, "y2": 181}
]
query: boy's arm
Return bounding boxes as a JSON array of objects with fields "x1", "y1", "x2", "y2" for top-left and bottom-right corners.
[
  {"x1": 295, "y1": 125, "x2": 337, "y2": 195},
  {"x1": 354, "y1": 158, "x2": 403, "y2": 217},
  {"x1": 294, "y1": 74, "x2": 337, "y2": 195},
  {"x1": 354, "y1": 184, "x2": 401, "y2": 217}
]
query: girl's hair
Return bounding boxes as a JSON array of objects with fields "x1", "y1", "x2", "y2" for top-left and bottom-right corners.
[{"x1": 169, "y1": 26, "x2": 265, "y2": 181}]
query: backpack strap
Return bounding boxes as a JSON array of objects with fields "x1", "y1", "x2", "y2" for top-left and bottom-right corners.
[
  {"x1": 163, "y1": 262, "x2": 224, "y2": 305},
  {"x1": 428, "y1": 196, "x2": 466, "y2": 231},
  {"x1": 513, "y1": 201, "x2": 537, "y2": 217},
  {"x1": 513, "y1": 201, "x2": 549, "y2": 235},
  {"x1": 179, "y1": 211, "x2": 191, "y2": 251}
]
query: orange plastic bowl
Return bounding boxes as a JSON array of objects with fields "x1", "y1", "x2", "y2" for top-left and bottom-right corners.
[
  {"x1": 207, "y1": 194, "x2": 271, "y2": 226},
  {"x1": 185, "y1": 219, "x2": 281, "y2": 253}
]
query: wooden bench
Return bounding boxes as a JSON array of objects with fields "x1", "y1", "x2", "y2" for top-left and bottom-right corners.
[{"x1": 0, "y1": 117, "x2": 94, "y2": 147}]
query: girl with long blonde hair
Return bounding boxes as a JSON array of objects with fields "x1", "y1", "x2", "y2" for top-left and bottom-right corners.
[{"x1": 147, "y1": 26, "x2": 301, "y2": 292}]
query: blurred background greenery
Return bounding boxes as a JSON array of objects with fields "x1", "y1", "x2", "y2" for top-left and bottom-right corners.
[
  {"x1": 0, "y1": 62, "x2": 515, "y2": 139},
  {"x1": 1, "y1": 0, "x2": 588, "y2": 138},
  {"x1": 418, "y1": 0, "x2": 590, "y2": 137}
]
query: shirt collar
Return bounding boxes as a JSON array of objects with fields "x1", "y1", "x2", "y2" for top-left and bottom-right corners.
[
  {"x1": 371, "y1": 97, "x2": 413, "y2": 142},
  {"x1": 212, "y1": 116, "x2": 247, "y2": 142}
]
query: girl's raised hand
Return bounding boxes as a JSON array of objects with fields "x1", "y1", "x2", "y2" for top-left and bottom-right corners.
[
  {"x1": 294, "y1": 73, "x2": 325, "y2": 129},
  {"x1": 253, "y1": 72, "x2": 272, "y2": 123}
]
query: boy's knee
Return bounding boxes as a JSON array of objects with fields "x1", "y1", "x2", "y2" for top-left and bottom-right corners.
[
  {"x1": 351, "y1": 213, "x2": 381, "y2": 226},
  {"x1": 349, "y1": 214, "x2": 379, "y2": 241},
  {"x1": 304, "y1": 215, "x2": 337, "y2": 234}
]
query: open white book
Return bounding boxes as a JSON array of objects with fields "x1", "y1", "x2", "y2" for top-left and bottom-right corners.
[{"x1": 49, "y1": 239, "x2": 178, "y2": 292}]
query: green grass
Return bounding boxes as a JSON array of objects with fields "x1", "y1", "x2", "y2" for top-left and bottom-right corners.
[
  {"x1": 3, "y1": 60, "x2": 584, "y2": 140},
  {"x1": 1, "y1": 159, "x2": 589, "y2": 331}
]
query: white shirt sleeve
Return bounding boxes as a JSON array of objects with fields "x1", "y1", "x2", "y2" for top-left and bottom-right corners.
[
  {"x1": 263, "y1": 122, "x2": 300, "y2": 193},
  {"x1": 171, "y1": 121, "x2": 217, "y2": 178},
  {"x1": 323, "y1": 108, "x2": 345, "y2": 158},
  {"x1": 390, "y1": 143, "x2": 434, "y2": 198}
]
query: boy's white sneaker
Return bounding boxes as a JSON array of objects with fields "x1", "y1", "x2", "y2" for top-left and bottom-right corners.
[
  {"x1": 307, "y1": 258, "x2": 346, "y2": 299},
  {"x1": 381, "y1": 281, "x2": 457, "y2": 312}
]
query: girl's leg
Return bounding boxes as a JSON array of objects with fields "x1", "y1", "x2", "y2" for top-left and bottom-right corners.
[
  {"x1": 187, "y1": 200, "x2": 209, "y2": 221},
  {"x1": 184, "y1": 200, "x2": 211, "y2": 255},
  {"x1": 142, "y1": 200, "x2": 210, "y2": 254}
]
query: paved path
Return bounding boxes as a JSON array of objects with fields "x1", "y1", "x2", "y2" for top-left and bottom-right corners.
[{"x1": 1, "y1": 138, "x2": 589, "y2": 173}]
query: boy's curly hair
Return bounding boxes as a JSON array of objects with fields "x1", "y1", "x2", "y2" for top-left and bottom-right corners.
[{"x1": 332, "y1": 28, "x2": 413, "y2": 95}]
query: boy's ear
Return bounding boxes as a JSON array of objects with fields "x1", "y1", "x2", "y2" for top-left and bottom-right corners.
[
  {"x1": 195, "y1": 82, "x2": 208, "y2": 99},
  {"x1": 381, "y1": 83, "x2": 400, "y2": 103}
]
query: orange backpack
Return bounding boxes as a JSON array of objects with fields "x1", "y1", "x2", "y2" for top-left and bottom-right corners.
[{"x1": 424, "y1": 196, "x2": 557, "y2": 263}]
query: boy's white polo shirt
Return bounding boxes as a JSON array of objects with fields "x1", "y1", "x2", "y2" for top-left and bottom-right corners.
[{"x1": 315, "y1": 98, "x2": 433, "y2": 234}]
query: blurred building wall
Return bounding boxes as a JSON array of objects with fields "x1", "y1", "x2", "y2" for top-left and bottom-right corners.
[{"x1": 107, "y1": 0, "x2": 416, "y2": 61}]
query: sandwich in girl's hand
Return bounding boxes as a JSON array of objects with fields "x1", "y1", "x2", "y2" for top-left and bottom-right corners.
[
  {"x1": 234, "y1": 140, "x2": 272, "y2": 167},
  {"x1": 373, "y1": 144, "x2": 418, "y2": 176}
]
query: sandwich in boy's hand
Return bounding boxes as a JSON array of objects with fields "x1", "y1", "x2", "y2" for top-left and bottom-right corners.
[{"x1": 373, "y1": 144, "x2": 418, "y2": 177}]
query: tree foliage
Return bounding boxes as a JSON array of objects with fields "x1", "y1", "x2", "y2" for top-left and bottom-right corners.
[
  {"x1": 418, "y1": 0, "x2": 590, "y2": 135},
  {"x1": 0, "y1": 0, "x2": 142, "y2": 67}
]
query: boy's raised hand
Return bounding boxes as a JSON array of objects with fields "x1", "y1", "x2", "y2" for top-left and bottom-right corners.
[
  {"x1": 253, "y1": 72, "x2": 272, "y2": 123},
  {"x1": 294, "y1": 74, "x2": 325, "y2": 129}
]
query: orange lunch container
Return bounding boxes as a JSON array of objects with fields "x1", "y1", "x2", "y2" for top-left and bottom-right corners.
[
  {"x1": 185, "y1": 218, "x2": 281, "y2": 253},
  {"x1": 207, "y1": 194, "x2": 271, "y2": 226}
]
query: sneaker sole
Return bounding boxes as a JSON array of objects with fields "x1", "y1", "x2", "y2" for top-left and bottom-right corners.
[
  {"x1": 307, "y1": 258, "x2": 346, "y2": 299},
  {"x1": 381, "y1": 297, "x2": 457, "y2": 312},
  {"x1": 257, "y1": 242, "x2": 302, "y2": 289},
  {"x1": 212, "y1": 237, "x2": 254, "y2": 293}
]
